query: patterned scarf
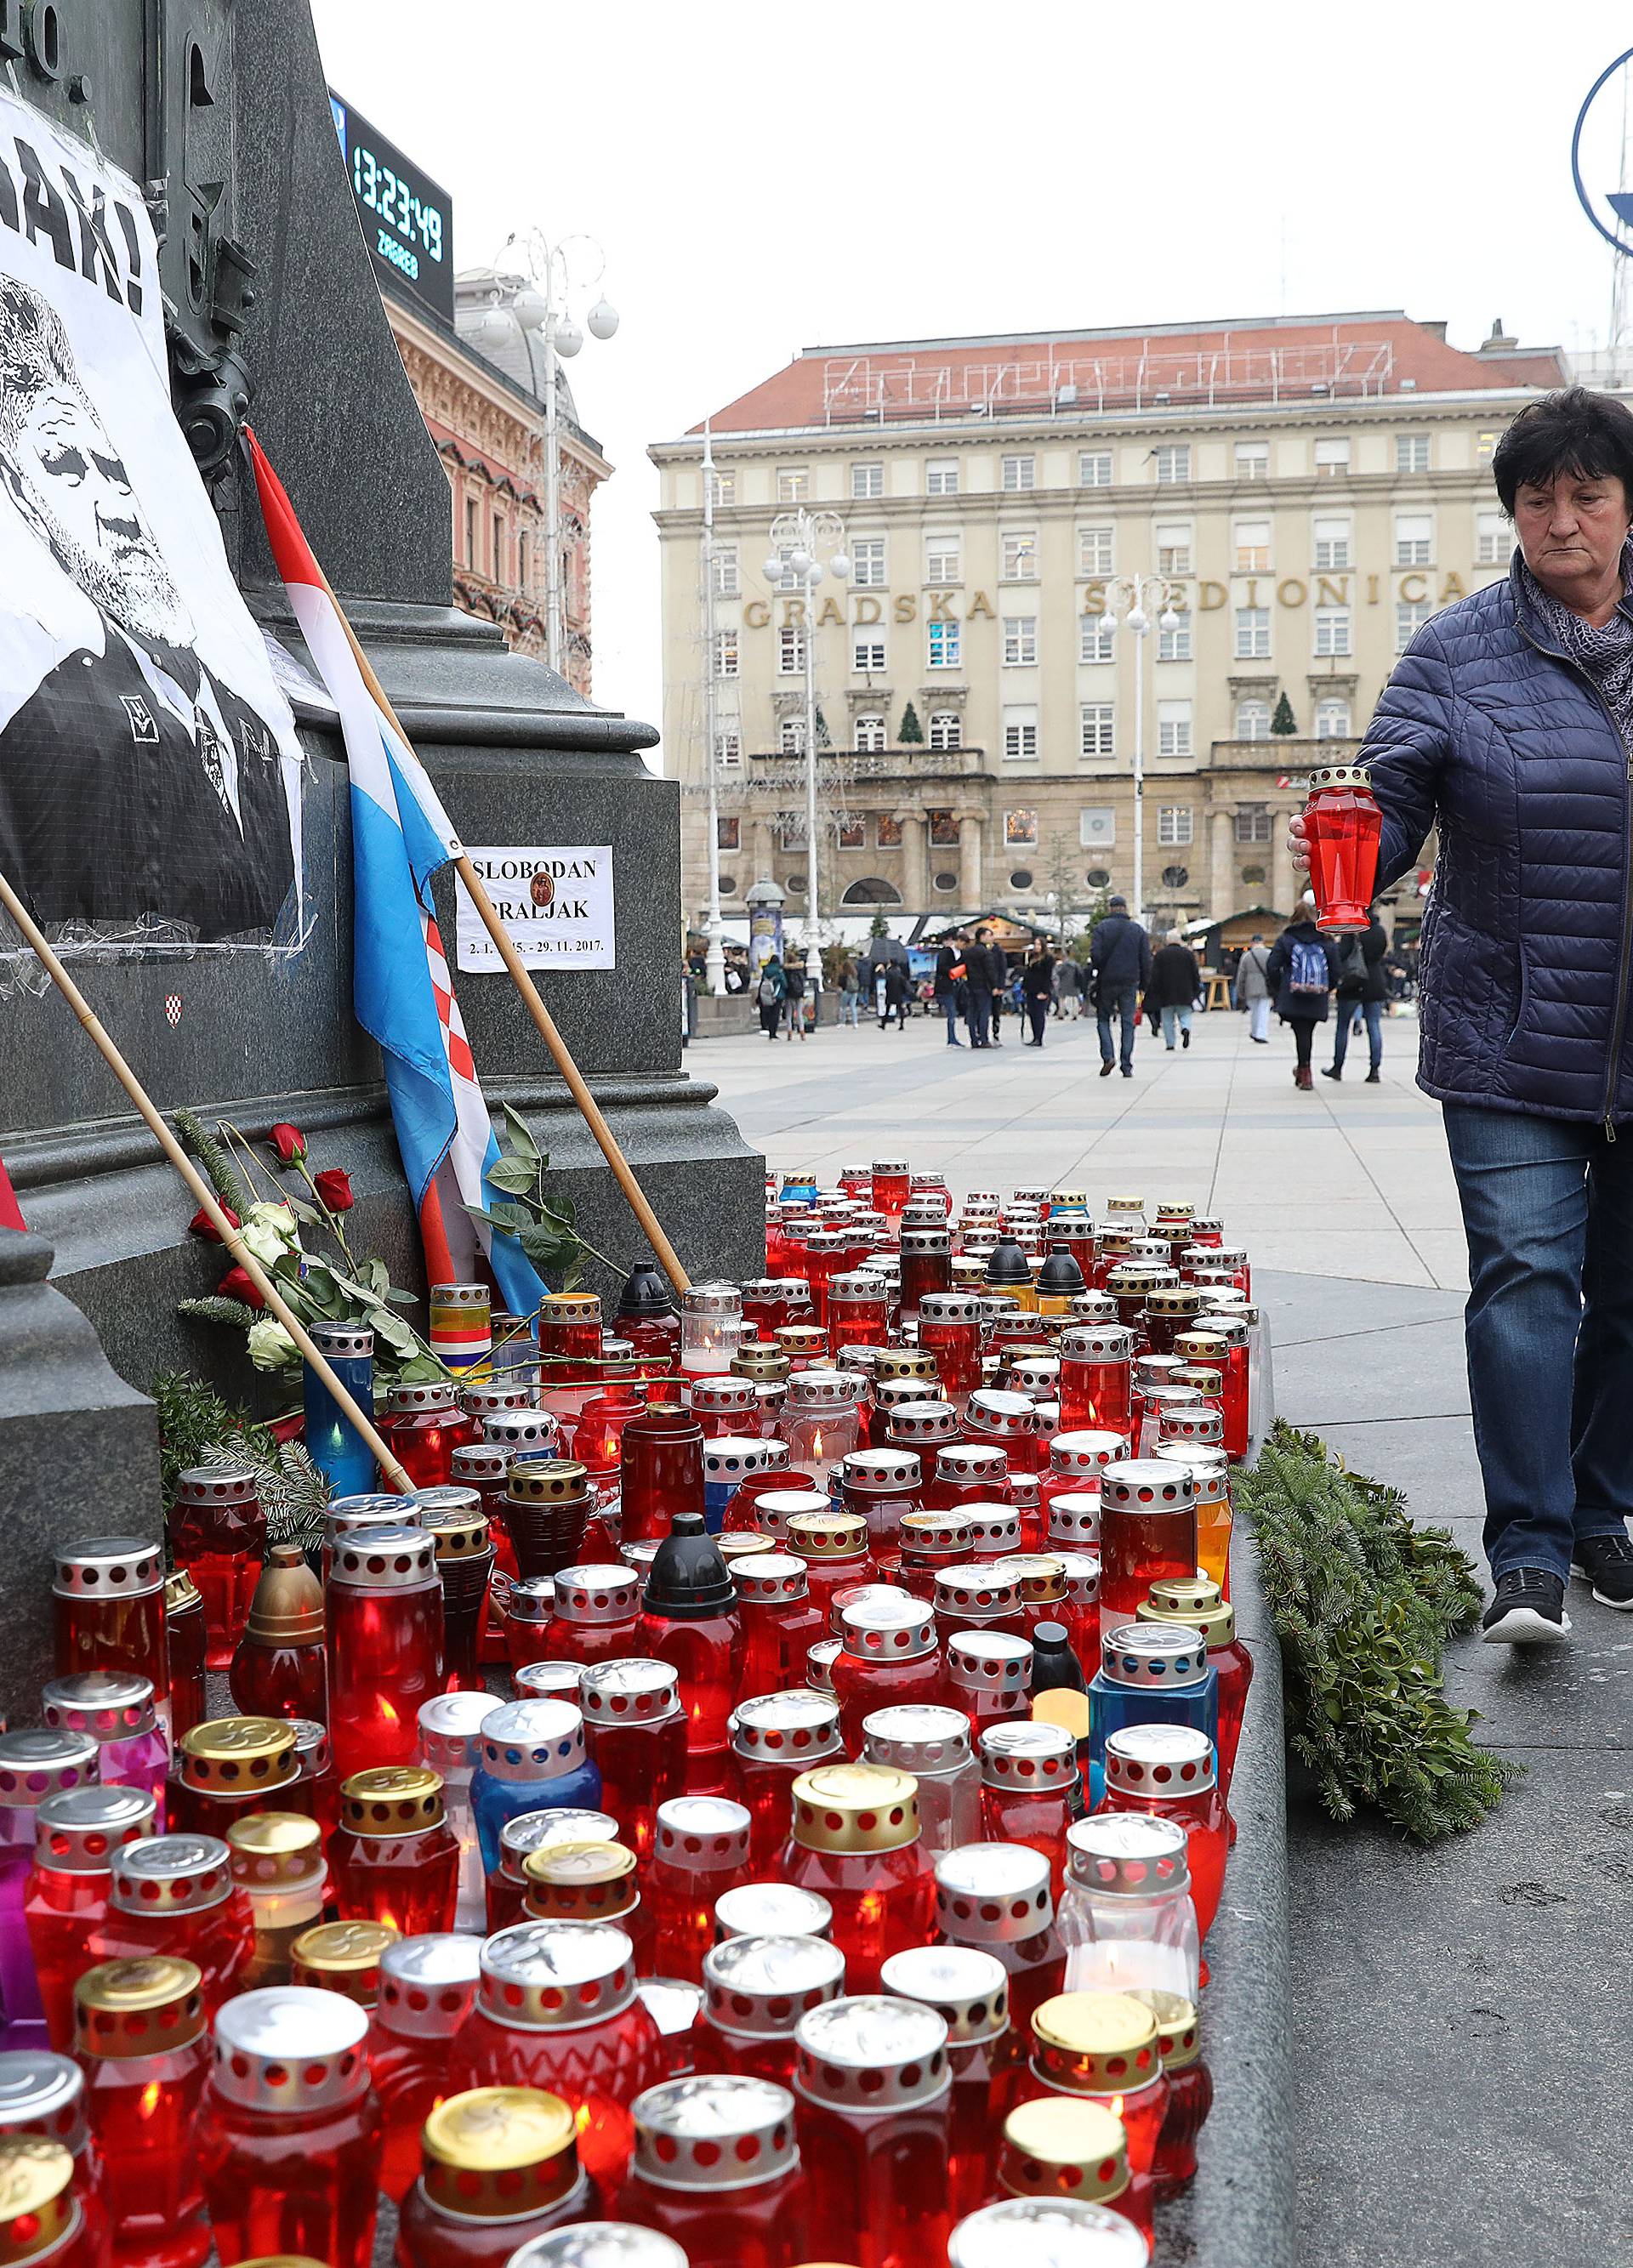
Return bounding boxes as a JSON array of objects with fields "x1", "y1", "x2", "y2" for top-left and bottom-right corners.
[{"x1": 1523, "y1": 541, "x2": 1633, "y2": 751}]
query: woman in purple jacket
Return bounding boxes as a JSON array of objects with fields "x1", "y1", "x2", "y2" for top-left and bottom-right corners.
[{"x1": 1293, "y1": 387, "x2": 1633, "y2": 1642}]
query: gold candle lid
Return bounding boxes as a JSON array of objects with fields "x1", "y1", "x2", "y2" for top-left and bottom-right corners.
[
  {"x1": 74, "y1": 1956, "x2": 204, "y2": 2057},
  {"x1": 995, "y1": 1553, "x2": 1067, "y2": 1604},
  {"x1": 716, "y1": 1533, "x2": 773, "y2": 1566},
  {"x1": 179, "y1": 1717, "x2": 297, "y2": 1794},
  {"x1": 1137, "y1": 1584, "x2": 1236, "y2": 1646},
  {"x1": 163, "y1": 1567, "x2": 203, "y2": 1615},
  {"x1": 1127, "y1": 1986, "x2": 1201, "y2": 2072},
  {"x1": 339, "y1": 1767, "x2": 446, "y2": 1837},
  {"x1": 538, "y1": 1292, "x2": 600, "y2": 1324},
  {"x1": 784, "y1": 1510, "x2": 869, "y2": 1561},
  {"x1": 999, "y1": 2095, "x2": 1129, "y2": 2206},
  {"x1": 1030, "y1": 1992, "x2": 1162, "y2": 2097},
  {"x1": 506, "y1": 1459, "x2": 590, "y2": 1505},
  {"x1": 790, "y1": 1762, "x2": 920, "y2": 1855},
  {"x1": 291, "y1": 1919, "x2": 399, "y2": 2005},
  {"x1": 418, "y1": 1505, "x2": 492, "y2": 1560},
  {"x1": 227, "y1": 1810, "x2": 325, "y2": 1891},
  {"x1": 421, "y1": 2087, "x2": 580, "y2": 2220},
  {"x1": 774, "y1": 1325, "x2": 829, "y2": 1358},
  {"x1": 731, "y1": 1344, "x2": 788, "y2": 1381},
  {"x1": 0, "y1": 2139, "x2": 77, "y2": 2267},
  {"x1": 521, "y1": 1839, "x2": 639, "y2": 1923},
  {"x1": 873, "y1": 1349, "x2": 938, "y2": 1383},
  {"x1": 243, "y1": 1546, "x2": 324, "y2": 1647},
  {"x1": 1174, "y1": 1331, "x2": 1230, "y2": 1361}
]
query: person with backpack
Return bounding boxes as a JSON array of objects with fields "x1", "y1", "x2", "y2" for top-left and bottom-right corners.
[
  {"x1": 838, "y1": 954, "x2": 862, "y2": 1028},
  {"x1": 1237, "y1": 933, "x2": 1273, "y2": 1043},
  {"x1": 781, "y1": 953, "x2": 809, "y2": 1040},
  {"x1": 1322, "y1": 907, "x2": 1389, "y2": 1083},
  {"x1": 1265, "y1": 896, "x2": 1341, "y2": 1089},
  {"x1": 756, "y1": 954, "x2": 786, "y2": 1041}
]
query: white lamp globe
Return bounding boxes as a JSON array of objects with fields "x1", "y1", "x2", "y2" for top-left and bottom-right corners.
[
  {"x1": 762, "y1": 555, "x2": 783, "y2": 583},
  {"x1": 788, "y1": 548, "x2": 812, "y2": 577},
  {"x1": 478, "y1": 306, "x2": 511, "y2": 347},
  {"x1": 1158, "y1": 607, "x2": 1181, "y2": 632},
  {"x1": 828, "y1": 551, "x2": 851, "y2": 579},
  {"x1": 1127, "y1": 606, "x2": 1149, "y2": 634},
  {"x1": 587, "y1": 298, "x2": 620, "y2": 341},
  {"x1": 511, "y1": 287, "x2": 548, "y2": 329},
  {"x1": 554, "y1": 319, "x2": 584, "y2": 358}
]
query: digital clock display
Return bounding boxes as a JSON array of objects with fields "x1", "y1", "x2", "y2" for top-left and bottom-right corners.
[{"x1": 330, "y1": 90, "x2": 454, "y2": 327}]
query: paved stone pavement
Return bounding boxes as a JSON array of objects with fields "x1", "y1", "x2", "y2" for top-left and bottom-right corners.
[{"x1": 700, "y1": 1004, "x2": 1633, "y2": 2267}]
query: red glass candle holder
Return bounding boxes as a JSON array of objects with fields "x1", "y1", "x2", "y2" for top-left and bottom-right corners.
[
  {"x1": 620, "y1": 1409, "x2": 706, "y2": 1546},
  {"x1": 922, "y1": 1441, "x2": 1010, "y2": 1509},
  {"x1": 934, "y1": 1842, "x2": 1065, "y2": 2041},
  {"x1": 1101, "y1": 1726, "x2": 1227, "y2": 1945},
  {"x1": 695, "y1": 1930, "x2": 845, "y2": 2087},
  {"x1": 791, "y1": 1993, "x2": 952, "y2": 2268},
  {"x1": 578, "y1": 1661, "x2": 688, "y2": 1862},
  {"x1": 395, "y1": 2084, "x2": 589, "y2": 2267},
  {"x1": 225, "y1": 1811, "x2": 327, "y2": 1991},
  {"x1": 198, "y1": 1986, "x2": 384, "y2": 2268},
  {"x1": 994, "y1": 2094, "x2": 1144, "y2": 2251},
  {"x1": 1137, "y1": 1576, "x2": 1253, "y2": 1801},
  {"x1": 368, "y1": 1932, "x2": 482, "y2": 2203},
  {"x1": 782, "y1": 1765, "x2": 934, "y2": 1994},
  {"x1": 447, "y1": 1920, "x2": 663, "y2": 2193},
  {"x1": 719, "y1": 1465, "x2": 804, "y2": 1537},
  {"x1": 731, "y1": 1555, "x2": 827, "y2": 1701},
  {"x1": 484, "y1": 1808, "x2": 618, "y2": 1935},
  {"x1": 73, "y1": 1956, "x2": 211, "y2": 2268},
  {"x1": 39, "y1": 1676, "x2": 168, "y2": 1827},
  {"x1": 942, "y1": 1629, "x2": 1033, "y2": 1738},
  {"x1": 829, "y1": 1592, "x2": 944, "y2": 1753},
  {"x1": 648, "y1": 1799, "x2": 753, "y2": 1984},
  {"x1": 537, "y1": 1291, "x2": 605, "y2": 1396},
  {"x1": 26, "y1": 1788, "x2": 156, "y2": 2053},
  {"x1": 325, "y1": 1527, "x2": 444, "y2": 1781},
  {"x1": 616, "y1": 2071, "x2": 812, "y2": 2266},
  {"x1": 162, "y1": 1573, "x2": 208, "y2": 1747},
  {"x1": 978, "y1": 1724, "x2": 1082, "y2": 1899},
  {"x1": 897, "y1": 1511, "x2": 976, "y2": 1602},
  {"x1": 91, "y1": 1836, "x2": 254, "y2": 2020},
  {"x1": 1097, "y1": 1463, "x2": 1198, "y2": 1623},
  {"x1": 501, "y1": 1462, "x2": 594, "y2": 1584},
  {"x1": 1021, "y1": 1988, "x2": 1169, "y2": 2221},
  {"x1": 881, "y1": 1943, "x2": 1019, "y2": 2223},
  {"x1": 228, "y1": 1545, "x2": 328, "y2": 1725},
  {"x1": 327, "y1": 1769, "x2": 460, "y2": 1936},
  {"x1": 725, "y1": 1693, "x2": 845, "y2": 1872},
  {"x1": 637, "y1": 1516, "x2": 741, "y2": 1776},
  {"x1": 415, "y1": 1495, "x2": 497, "y2": 1693},
  {"x1": 168, "y1": 1468, "x2": 265, "y2": 1673},
  {"x1": 377, "y1": 1383, "x2": 476, "y2": 1492},
  {"x1": 781, "y1": 1509, "x2": 873, "y2": 1627},
  {"x1": 541, "y1": 1563, "x2": 642, "y2": 1668},
  {"x1": 932, "y1": 1563, "x2": 1027, "y2": 1649},
  {"x1": 1058, "y1": 1328, "x2": 1135, "y2": 1437},
  {"x1": 1304, "y1": 761, "x2": 1381, "y2": 933},
  {"x1": 52, "y1": 1543, "x2": 168, "y2": 1724}
]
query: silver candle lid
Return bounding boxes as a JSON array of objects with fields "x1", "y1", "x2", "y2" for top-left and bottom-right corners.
[
  {"x1": 652, "y1": 1797, "x2": 751, "y2": 1873},
  {"x1": 961, "y1": 1503, "x2": 1023, "y2": 1557},
  {"x1": 839, "y1": 1591, "x2": 936, "y2": 1663},
  {"x1": 52, "y1": 1538, "x2": 163, "y2": 1599},
  {"x1": 1098, "y1": 1459, "x2": 1197, "y2": 1515},
  {"x1": 862, "y1": 1704, "x2": 973, "y2": 1778},
  {"x1": 387, "y1": 1380, "x2": 458, "y2": 1413},
  {"x1": 1160, "y1": 1405, "x2": 1226, "y2": 1447},
  {"x1": 515, "y1": 1663, "x2": 583, "y2": 1704},
  {"x1": 1065, "y1": 1814, "x2": 1190, "y2": 1897},
  {"x1": 577, "y1": 1659, "x2": 680, "y2": 1730},
  {"x1": 417, "y1": 1691, "x2": 502, "y2": 1776},
  {"x1": 943, "y1": 1630, "x2": 1033, "y2": 1700},
  {"x1": 551, "y1": 1565, "x2": 641, "y2": 1627},
  {"x1": 498, "y1": 1809, "x2": 619, "y2": 1878},
  {"x1": 110, "y1": 1834, "x2": 231, "y2": 1915},
  {"x1": 1045, "y1": 1492, "x2": 1101, "y2": 1549},
  {"x1": 485, "y1": 1410, "x2": 562, "y2": 1454},
  {"x1": 478, "y1": 1700, "x2": 587, "y2": 1784},
  {"x1": 172, "y1": 1464, "x2": 259, "y2": 1507},
  {"x1": 805, "y1": 1638, "x2": 842, "y2": 1693},
  {"x1": 702, "y1": 1930, "x2": 845, "y2": 2039},
  {"x1": 1104, "y1": 1722, "x2": 1216, "y2": 1797},
  {"x1": 504, "y1": 2231, "x2": 688, "y2": 2268},
  {"x1": 793, "y1": 1994, "x2": 950, "y2": 2115},
  {"x1": 978, "y1": 1720, "x2": 1077, "y2": 1793},
  {"x1": 1047, "y1": 1431, "x2": 1128, "y2": 1477},
  {"x1": 42, "y1": 1674, "x2": 156, "y2": 1747},
  {"x1": 948, "y1": 2197, "x2": 1148, "y2": 2267},
  {"x1": 630, "y1": 2072, "x2": 798, "y2": 2191},
  {"x1": 0, "y1": 2051, "x2": 84, "y2": 2143},
  {"x1": 1099, "y1": 1622, "x2": 1209, "y2": 1691},
  {"x1": 729, "y1": 1689, "x2": 842, "y2": 1765},
  {"x1": 1053, "y1": 1550, "x2": 1101, "y2": 1606},
  {"x1": 886, "y1": 1399, "x2": 962, "y2": 1445},
  {"x1": 375, "y1": 1932, "x2": 482, "y2": 2038},
  {"x1": 1058, "y1": 1326, "x2": 1134, "y2": 1363},
  {"x1": 211, "y1": 1987, "x2": 370, "y2": 2111},
  {"x1": 34, "y1": 1785, "x2": 155, "y2": 1873},
  {"x1": 712, "y1": 1884, "x2": 833, "y2": 1943},
  {"x1": 933, "y1": 1564, "x2": 1022, "y2": 1621},
  {"x1": 731, "y1": 1553, "x2": 811, "y2": 1606},
  {"x1": 461, "y1": 1381, "x2": 532, "y2": 1418},
  {"x1": 839, "y1": 1447, "x2": 919, "y2": 1492},
  {"x1": 934, "y1": 1841, "x2": 1054, "y2": 1943},
  {"x1": 879, "y1": 1943, "x2": 1009, "y2": 2045},
  {"x1": 476, "y1": 1920, "x2": 637, "y2": 2029},
  {"x1": 327, "y1": 1527, "x2": 437, "y2": 1590},
  {"x1": 0, "y1": 1731, "x2": 99, "y2": 1808}
]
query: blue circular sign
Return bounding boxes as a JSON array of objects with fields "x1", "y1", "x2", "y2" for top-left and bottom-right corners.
[{"x1": 1573, "y1": 48, "x2": 1633, "y2": 254}]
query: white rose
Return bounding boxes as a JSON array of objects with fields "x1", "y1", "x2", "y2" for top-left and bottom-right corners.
[
  {"x1": 241, "y1": 1203, "x2": 301, "y2": 1267},
  {"x1": 246, "y1": 1318, "x2": 299, "y2": 1373}
]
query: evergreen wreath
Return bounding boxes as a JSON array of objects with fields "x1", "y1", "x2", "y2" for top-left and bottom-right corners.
[{"x1": 1238, "y1": 1422, "x2": 1519, "y2": 1841}]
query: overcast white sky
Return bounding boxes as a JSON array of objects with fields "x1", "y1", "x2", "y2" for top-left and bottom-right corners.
[{"x1": 311, "y1": 1, "x2": 1633, "y2": 753}]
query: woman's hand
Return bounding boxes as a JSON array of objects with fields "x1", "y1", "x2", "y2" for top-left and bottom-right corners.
[{"x1": 1288, "y1": 811, "x2": 1311, "y2": 873}]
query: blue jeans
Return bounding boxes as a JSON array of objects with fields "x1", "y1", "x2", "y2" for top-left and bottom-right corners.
[
  {"x1": 1097, "y1": 981, "x2": 1139, "y2": 1071},
  {"x1": 840, "y1": 992, "x2": 861, "y2": 1026},
  {"x1": 1442, "y1": 1103, "x2": 1633, "y2": 1580},
  {"x1": 1332, "y1": 998, "x2": 1382, "y2": 1071},
  {"x1": 967, "y1": 991, "x2": 993, "y2": 1045},
  {"x1": 1159, "y1": 1004, "x2": 1192, "y2": 1048},
  {"x1": 941, "y1": 995, "x2": 963, "y2": 1044}
]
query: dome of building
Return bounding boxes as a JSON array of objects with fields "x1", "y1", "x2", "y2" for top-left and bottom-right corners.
[{"x1": 453, "y1": 266, "x2": 581, "y2": 422}]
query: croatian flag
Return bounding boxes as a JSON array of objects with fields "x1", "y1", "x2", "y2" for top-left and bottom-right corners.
[{"x1": 244, "y1": 429, "x2": 545, "y2": 1321}]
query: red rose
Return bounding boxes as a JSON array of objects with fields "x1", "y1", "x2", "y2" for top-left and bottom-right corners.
[
  {"x1": 268, "y1": 1122, "x2": 307, "y2": 1167},
  {"x1": 219, "y1": 1265, "x2": 267, "y2": 1310},
  {"x1": 312, "y1": 1168, "x2": 355, "y2": 1214},
  {"x1": 187, "y1": 1203, "x2": 241, "y2": 1243}
]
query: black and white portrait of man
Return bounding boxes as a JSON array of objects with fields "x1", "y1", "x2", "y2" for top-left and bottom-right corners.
[{"x1": 0, "y1": 271, "x2": 299, "y2": 939}]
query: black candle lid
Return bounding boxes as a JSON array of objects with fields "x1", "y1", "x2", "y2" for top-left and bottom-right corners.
[
  {"x1": 983, "y1": 1236, "x2": 1033, "y2": 1287},
  {"x1": 642, "y1": 1514, "x2": 737, "y2": 1621},
  {"x1": 1029, "y1": 1621, "x2": 1089, "y2": 1696},
  {"x1": 617, "y1": 1257, "x2": 676, "y2": 1322}
]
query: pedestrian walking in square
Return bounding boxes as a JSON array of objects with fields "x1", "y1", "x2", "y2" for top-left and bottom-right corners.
[
  {"x1": 1266, "y1": 899, "x2": 1340, "y2": 1089},
  {"x1": 1021, "y1": 942, "x2": 1056, "y2": 1045},
  {"x1": 1090, "y1": 895, "x2": 1152, "y2": 1077},
  {"x1": 1150, "y1": 930, "x2": 1201, "y2": 1052},
  {"x1": 1323, "y1": 907, "x2": 1388, "y2": 1083},
  {"x1": 1238, "y1": 933, "x2": 1273, "y2": 1043}
]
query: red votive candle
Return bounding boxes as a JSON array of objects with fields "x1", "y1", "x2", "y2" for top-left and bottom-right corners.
[
  {"x1": 792, "y1": 1993, "x2": 951, "y2": 2268},
  {"x1": 578, "y1": 1659, "x2": 688, "y2": 1862},
  {"x1": 327, "y1": 1769, "x2": 460, "y2": 1936},
  {"x1": 325, "y1": 1528, "x2": 444, "y2": 1781},
  {"x1": 1097, "y1": 1462, "x2": 1198, "y2": 1623},
  {"x1": 368, "y1": 1932, "x2": 485, "y2": 2203},
  {"x1": 73, "y1": 1957, "x2": 210, "y2": 2268},
  {"x1": 1304, "y1": 760, "x2": 1381, "y2": 932},
  {"x1": 782, "y1": 1764, "x2": 935, "y2": 1993},
  {"x1": 168, "y1": 1469, "x2": 265, "y2": 1673}
]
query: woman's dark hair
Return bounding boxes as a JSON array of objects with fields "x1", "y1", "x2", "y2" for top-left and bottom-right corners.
[{"x1": 1491, "y1": 386, "x2": 1633, "y2": 514}]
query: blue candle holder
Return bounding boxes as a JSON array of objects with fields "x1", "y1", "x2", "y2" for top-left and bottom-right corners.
[
  {"x1": 1088, "y1": 1619, "x2": 1217, "y2": 1808},
  {"x1": 302, "y1": 1322, "x2": 377, "y2": 1496}
]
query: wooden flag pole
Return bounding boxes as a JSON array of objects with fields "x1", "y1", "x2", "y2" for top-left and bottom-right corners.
[
  {"x1": 0, "y1": 869, "x2": 417, "y2": 1495},
  {"x1": 313, "y1": 568, "x2": 693, "y2": 1297}
]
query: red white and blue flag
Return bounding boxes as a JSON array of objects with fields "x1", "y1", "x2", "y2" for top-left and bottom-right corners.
[{"x1": 244, "y1": 429, "x2": 544, "y2": 1320}]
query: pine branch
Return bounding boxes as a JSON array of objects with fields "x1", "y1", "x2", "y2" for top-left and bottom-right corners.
[
  {"x1": 178, "y1": 1296, "x2": 265, "y2": 1331},
  {"x1": 173, "y1": 1108, "x2": 252, "y2": 1216}
]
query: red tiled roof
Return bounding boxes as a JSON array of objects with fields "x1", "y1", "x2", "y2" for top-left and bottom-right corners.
[{"x1": 691, "y1": 315, "x2": 1568, "y2": 435}]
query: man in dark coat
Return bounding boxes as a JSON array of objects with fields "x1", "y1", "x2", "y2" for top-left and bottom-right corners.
[
  {"x1": 1090, "y1": 895, "x2": 1152, "y2": 1077},
  {"x1": 965, "y1": 924, "x2": 1004, "y2": 1049},
  {"x1": 933, "y1": 929, "x2": 969, "y2": 1047}
]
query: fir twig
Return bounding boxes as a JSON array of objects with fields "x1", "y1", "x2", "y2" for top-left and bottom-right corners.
[
  {"x1": 173, "y1": 1108, "x2": 251, "y2": 1216},
  {"x1": 155, "y1": 1372, "x2": 332, "y2": 1557}
]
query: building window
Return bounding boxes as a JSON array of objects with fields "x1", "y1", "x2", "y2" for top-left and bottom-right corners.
[
  {"x1": 1079, "y1": 702, "x2": 1115, "y2": 762},
  {"x1": 1235, "y1": 803, "x2": 1272, "y2": 844},
  {"x1": 1001, "y1": 453, "x2": 1035, "y2": 492},
  {"x1": 1315, "y1": 699, "x2": 1351, "y2": 740},
  {"x1": 1161, "y1": 863, "x2": 1190, "y2": 890},
  {"x1": 777, "y1": 467, "x2": 810, "y2": 502},
  {"x1": 711, "y1": 545, "x2": 739, "y2": 597},
  {"x1": 779, "y1": 719, "x2": 806, "y2": 755},
  {"x1": 778, "y1": 625, "x2": 807, "y2": 674},
  {"x1": 851, "y1": 463, "x2": 884, "y2": 499},
  {"x1": 1475, "y1": 429, "x2": 1499, "y2": 462},
  {"x1": 1156, "y1": 522, "x2": 1192, "y2": 575},
  {"x1": 1004, "y1": 712, "x2": 1039, "y2": 763},
  {"x1": 1397, "y1": 599, "x2": 1432, "y2": 652},
  {"x1": 1080, "y1": 614, "x2": 1116, "y2": 663},
  {"x1": 1079, "y1": 449, "x2": 1112, "y2": 487},
  {"x1": 1235, "y1": 606, "x2": 1271, "y2": 660},
  {"x1": 1312, "y1": 515, "x2": 1351, "y2": 570},
  {"x1": 1158, "y1": 700, "x2": 1192, "y2": 758},
  {"x1": 1314, "y1": 437, "x2": 1351, "y2": 475},
  {"x1": 1078, "y1": 806, "x2": 1116, "y2": 850},
  {"x1": 1396, "y1": 433, "x2": 1431, "y2": 475},
  {"x1": 1003, "y1": 616, "x2": 1038, "y2": 665},
  {"x1": 1078, "y1": 525, "x2": 1114, "y2": 577},
  {"x1": 1158, "y1": 612, "x2": 1192, "y2": 662},
  {"x1": 929, "y1": 710, "x2": 962, "y2": 751},
  {"x1": 1154, "y1": 444, "x2": 1191, "y2": 484},
  {"x1": 929, "y1": 810, "x2": 961, "y2": 847},
  {"x1": 853, "y1": 632, "x2": 887, "y2": 674},
  {"x1": 877, "y1": 813, "x2": 903, "y2": 847},
  {"x1": 928, "y1": 619, "x2": 961, "y2": 668},
  {"x1": 933, "y1": 869, "x2": 958, "y2": 890},
  {"x1": 1314, "y1": 605, "x2": 1351, "y2": 657},
  {"x1": 1236, "y1": 699, "x2": 1271, "y2": 741},
  {"x1": 707, "y1": 468, "x2": 737, "y2": 506},
  {"x1": 1234, "y1": 518, "x2": 1271, "y2": 572},
  {"x1": 1158, "y1": 804, "x2": 1193, "y2": 846},
  {"x1": 716, "y1": 816, "x2": 741, "y2": 851},
  {"x1": 1476, "y1": 510, "x2": 1509, "y2": 565},
  {"x1": 1395, "y1": 512, "x2": 1433, "y2": 567},
  {"x1": 925, "y1": 534, "x2": 962, "y2": 583},
  {"x1": 851, "y1": 537, "x2": 887, "y2": 587},
  {"x1": 837, "y1": 819, "x2": 866, "y2": 850},
  {"x1": 855, "y1": 713, "x2": 887, "y2": 753},
  {"x1": 926, "y1": 458, "x2": 959, "y2": 496},
  {"x1": 464, "y1": 496, "x2": 478, "y2": 566},
  {"x1": 714, "y1": 628, "x2": 739, "y2": 678},
  {"x1": 1235, "y1": 441, "x2": 1270, "y2": 480},
  {"x1": 714, "y1": 730, "x2": 742, "y2": 769},
  {"x1": 492, "y1": 513, "x2": 506, "y2": 580},
  {"x1": 1002, "y1": 531, "x2": 1038, "y2": 580},
  {"x1": 1005, "y1": 809, "x2": 1039, "y2": 847}
]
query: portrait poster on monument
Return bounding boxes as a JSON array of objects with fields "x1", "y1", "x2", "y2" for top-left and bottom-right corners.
[{"x1": 0, "y1": 88, "x2": 304, "y2": 952}]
